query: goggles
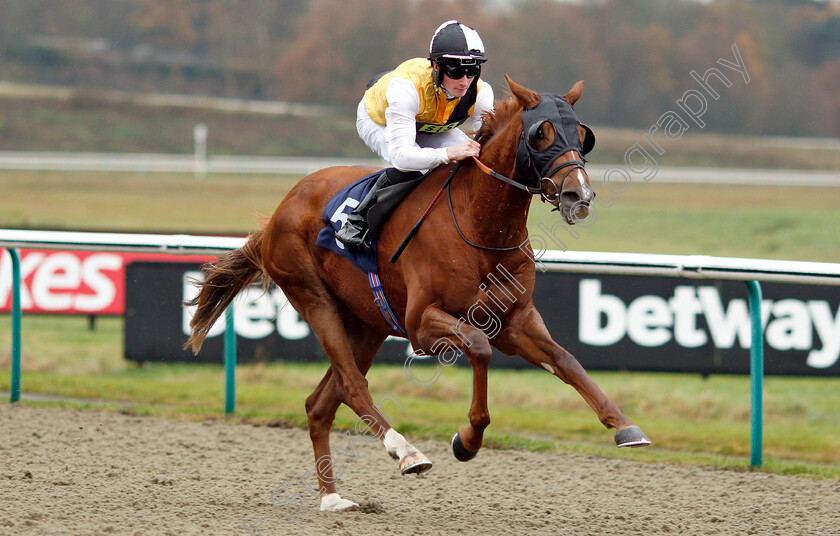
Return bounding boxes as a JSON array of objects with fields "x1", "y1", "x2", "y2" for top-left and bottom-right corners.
[{"x1": 438, "y1": 62, "x2": 481, "y2": 80}]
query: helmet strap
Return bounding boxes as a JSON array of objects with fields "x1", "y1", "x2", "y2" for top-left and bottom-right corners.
[
  {"x1": 439, "y1": 85, "x2": 457, "y2": 100},
  {"x1": 431, "y1": 60, "x2": 443, "y2": 89}
]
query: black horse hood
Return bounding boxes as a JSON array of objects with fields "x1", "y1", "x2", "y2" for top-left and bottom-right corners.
[{"x1": 515, "y1": 93, "x2": 595, "y2": 191}]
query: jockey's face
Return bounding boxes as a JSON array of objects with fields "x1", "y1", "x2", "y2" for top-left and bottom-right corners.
[{"x1": 435, "y1": 63, "x2": 475, "y2": 98}]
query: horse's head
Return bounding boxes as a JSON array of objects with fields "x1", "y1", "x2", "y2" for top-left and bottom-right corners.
[{"x1": 507, "y1": 76, "x2": 596, "y2": 225}]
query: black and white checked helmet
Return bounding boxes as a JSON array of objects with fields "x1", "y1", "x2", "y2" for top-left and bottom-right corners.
[{"x1": 428, "y1": 20, "x2": 487, "y2": 64}]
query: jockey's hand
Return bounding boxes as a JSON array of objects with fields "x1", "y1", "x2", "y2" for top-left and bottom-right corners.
[{"x1": 445, "y1": 139, "x2": 481, "y2": 162}]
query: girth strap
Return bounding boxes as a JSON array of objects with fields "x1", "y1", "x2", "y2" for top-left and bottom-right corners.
[{"x1": 368, "y1": 272, "x2": 407, "y2": 336}]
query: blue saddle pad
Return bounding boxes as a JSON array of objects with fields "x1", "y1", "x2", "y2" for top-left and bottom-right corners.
[{"x1": 315, "y1": 170, "x2": 383, "y2": 274}]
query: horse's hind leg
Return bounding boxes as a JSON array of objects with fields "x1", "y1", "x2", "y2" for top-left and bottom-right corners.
[
  {"x1": 304, "y1": 324, "x2": 388, "y2": 512},
  {"x1": 300, "y1": 304, "x2": 430, "y2": 465},
  {"x1": 496, "y1": 304, "x2": 651, "y2": 447},
  {"x1": 304, "y1": 368, "x2": 353, "y2": 511},
  {"x1": 274, "y1": 274, "x2": 432, "y2": 498}
]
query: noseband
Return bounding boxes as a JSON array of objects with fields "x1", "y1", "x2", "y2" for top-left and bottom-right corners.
[{"x1": 537, "y1": 160, "x2": 586, "y2": 206}]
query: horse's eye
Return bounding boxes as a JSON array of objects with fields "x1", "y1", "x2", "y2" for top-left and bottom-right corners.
[{"x1": 527, "y1": 121, "x2": 547, "y2": 148}]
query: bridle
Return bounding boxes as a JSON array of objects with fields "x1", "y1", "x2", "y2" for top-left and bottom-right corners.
[
  {"x1": 446, "y1": 168, "x2": 532, "y2": 252},
  {"x1": 447, "y1": 93, "x2": 595, "y2": 251},
  {"x1": 447, "y1": 152, "x2": 584, "y2": 253}
]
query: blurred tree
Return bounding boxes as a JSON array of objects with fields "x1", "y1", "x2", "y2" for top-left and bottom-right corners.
[
  {"x1": 792, "y1": 13, "x2": 840, "y2": 66},
  {"x1": 816, "y1": 58, "x2": 840, "y2": 135},
  {"x1": 131, "y1": 0, "x2": 199, "y2": 48},
  {"x1": 275, "y1": 0, "x2": 488, "y2": 106},
  {"x1": 0, "y1": 0, "x2": 838, "y2": 136}
]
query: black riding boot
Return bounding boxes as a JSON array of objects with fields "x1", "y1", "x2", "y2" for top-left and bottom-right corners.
[
  {"x1": 335, "y1": 168, "x2": 424, "y2": 254},
  {"x1": 334, "y1": 171, "x2": 391, "y2": 252}
]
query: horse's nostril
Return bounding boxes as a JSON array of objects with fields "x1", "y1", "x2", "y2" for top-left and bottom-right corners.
[{"x1": 560, "y1": 191, "x2": 580, "y2": 206}]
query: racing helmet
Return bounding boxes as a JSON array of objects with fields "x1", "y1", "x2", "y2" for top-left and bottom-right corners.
[{"x1": 429, "y1": 21, "x2": 487, "y2": 87}]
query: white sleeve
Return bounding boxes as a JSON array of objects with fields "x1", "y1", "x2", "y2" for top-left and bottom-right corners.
[
  {"x1": 471, "y1": 81, "x2": 495, "y2": 132},
  {"x1": 384, "y1": 77, "x2": 450, "y2": 171}
]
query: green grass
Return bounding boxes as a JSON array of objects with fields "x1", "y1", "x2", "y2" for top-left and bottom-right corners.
[
  {"x1": 587, "y1": 126, "x2": 840, "y2": 171},
  {"x1": 1, "y1": 315, "x2": 839, "y2": 479},
  {"x1": 0, "y1": 98, "x2": 368, "y2": 158},
  {"x1": 526, "y1": 182, "x2": 840, "y2": 262},
  {"x1": 0, "y1": 170, "x2": 302, "y2": 234}
]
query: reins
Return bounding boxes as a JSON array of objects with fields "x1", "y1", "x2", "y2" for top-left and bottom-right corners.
[
  {"x1": 473, "y1": 153, "x2": 586, "y2": 203},
  {"x1": 446, "y1": 158, "x2": 531, "y2": 252},
  {"x1": 389, "y1": 152, "x2": 529, "y2": 262},
  {"x1": 389, "y1": 143, "x2": 583, "y2": 261},
  {"x1": 447, "y1": 149, "x2": 585, "y2": 251},
  {"x1": 388, "y1": 156, "x2": 469, "y2": 263},
  {"x1": 470, "y1": 156, "x2": 531, "y2": 193}
]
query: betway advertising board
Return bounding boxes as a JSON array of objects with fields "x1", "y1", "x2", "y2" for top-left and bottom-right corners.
[{"x1": 124, "y1": 262, "x2": 840, "y2": 376}]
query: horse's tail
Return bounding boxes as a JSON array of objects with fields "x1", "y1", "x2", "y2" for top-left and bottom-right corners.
[{"x1": 184, "y1": 225, "x2": 269, "y2": 354}]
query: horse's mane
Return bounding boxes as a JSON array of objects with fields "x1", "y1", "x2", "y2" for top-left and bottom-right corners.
[{"x1": 479, "y1": 95, "x2": 522, "y2": 145}]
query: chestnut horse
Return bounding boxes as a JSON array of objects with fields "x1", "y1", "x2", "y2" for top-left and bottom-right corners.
[{"x1": 186, "y1": 76, "x2": 650, "y2": 512}]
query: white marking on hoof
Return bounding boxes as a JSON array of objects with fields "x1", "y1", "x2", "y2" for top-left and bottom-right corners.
[
  {"x1": 618, "y1": 437, "x2": 652, "y2": 448},
  {"x1": 540, "y1": 363, "x2": 555, "y2": 374},
  {"x1": 399, "y1": 451, "x2": 433, "y2": 475},
  {"x1": 320, "y1": 493, "x2": 358, "y2": 512},
  {"x1": 384, "y1": 429, "x2": 433, "y2": 475},
  {"x1": 383, "y1": 428, "x2": 411, "y2": 460}
]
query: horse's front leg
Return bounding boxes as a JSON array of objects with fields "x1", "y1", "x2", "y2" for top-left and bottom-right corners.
[
  {"x1": 411, "y1": 304, "x2": 492, "y2": 461},
  {"x1": 495, "y1": 304, "x2": 651, "y2": 447}
]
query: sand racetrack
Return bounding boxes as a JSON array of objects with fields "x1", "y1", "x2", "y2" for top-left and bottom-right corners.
[{"x1": 2, "y1": 403, "x2": 838, "y2": 536}]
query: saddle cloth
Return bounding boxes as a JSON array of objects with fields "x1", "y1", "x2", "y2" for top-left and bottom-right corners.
[
  {"x1": 315, "y1": 170, "x2": 383, "y2": 274},
  {"x1": 315, "y1": 170, "x2": 408, "y2": 336}
]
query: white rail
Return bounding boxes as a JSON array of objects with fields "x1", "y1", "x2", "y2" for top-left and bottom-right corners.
[
  {"x1": 0, "y1": 152, "x2": 386, "y2": 175},
  {"x1": 0, "y1": 229, "x2": 245, "y2": 256},
  {"x1": 3, "y1": 229, "x2": 840, "y2": 285},
  {"x1": 538, "y1": 250, "x2": 840, "y2": 286}
]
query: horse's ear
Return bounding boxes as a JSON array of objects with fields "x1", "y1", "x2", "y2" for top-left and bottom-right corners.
[
  {"x1": 505, "y1": 75, "x2": 541, "y2": 108},
  {"x1": 563, "y1": 80, "x2": 585, "y2": 106}
]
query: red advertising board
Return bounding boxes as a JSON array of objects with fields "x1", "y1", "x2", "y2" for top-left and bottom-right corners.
[{"x1": 0, "y1": 249, "x2": 213, "y2": 315}]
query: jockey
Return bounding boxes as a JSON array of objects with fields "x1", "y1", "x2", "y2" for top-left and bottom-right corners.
[{"x1": 335, "y1": 20, "x2": 495, "y2": 254}]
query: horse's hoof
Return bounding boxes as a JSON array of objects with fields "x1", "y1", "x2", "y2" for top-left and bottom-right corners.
[
  {"x1": 399, "y1": 451, "x2": 433, "y2": 475},
  {"x1": 614, "y1": 425, "x2": 652, "y2": 448},
  {"x1": 451, "y1": 432, "x2": 479, "y2": 462},
  {"x1": 320, "y1": 493, "x2": 359, "y2": 512}
]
